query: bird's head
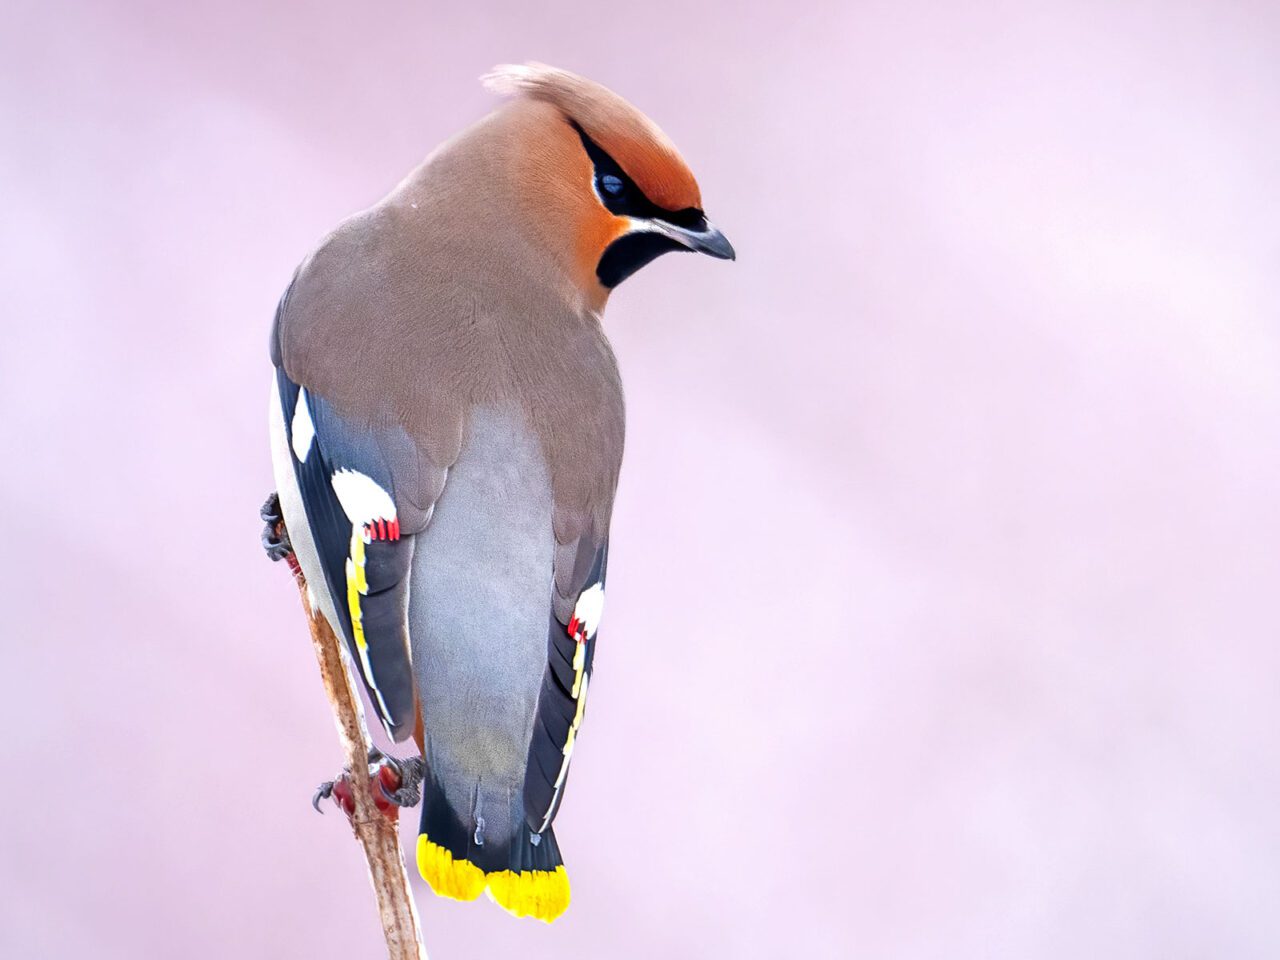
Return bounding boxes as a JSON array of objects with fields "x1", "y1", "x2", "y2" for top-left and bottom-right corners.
[{"x1": 482, "y1": 63, "x2": 734, "y2": 308}]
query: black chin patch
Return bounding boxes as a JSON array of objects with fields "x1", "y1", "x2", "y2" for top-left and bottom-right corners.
[{"x1": 597, "y1": 232, "x2": 687, "y2": 288}]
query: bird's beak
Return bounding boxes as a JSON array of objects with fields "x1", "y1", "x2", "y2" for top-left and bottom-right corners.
[{"x1": 652, "y1": 217, "x2": 736, "y2": 261}]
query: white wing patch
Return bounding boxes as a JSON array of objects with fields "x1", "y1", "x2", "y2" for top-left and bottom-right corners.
[
  {"x1": 571, "y1": 583, "x2": 605, "y2": 639},
  {"x1": 330, "y1": 469, "x2": 398, "y2": 526},
  {"x1": 291, "y1": 388, "x2": 316, "y2": 462}
]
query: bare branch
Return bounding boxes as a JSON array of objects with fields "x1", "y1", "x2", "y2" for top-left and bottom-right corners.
[{"x1": 291, "y1": 572, "x2": 428, "y2": 959}]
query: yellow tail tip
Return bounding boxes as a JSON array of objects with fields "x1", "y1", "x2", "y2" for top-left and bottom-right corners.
[
  {"x1": 416, "y1": 835, "x2": 486, "y2": 901},
  {"x1": 486, "y1": 866, "x2": 571, "y2": 922}
]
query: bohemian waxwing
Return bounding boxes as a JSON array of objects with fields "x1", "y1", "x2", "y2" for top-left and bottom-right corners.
[{"x1": 265, "y1": 63, "x2": 733, "y2": 923}]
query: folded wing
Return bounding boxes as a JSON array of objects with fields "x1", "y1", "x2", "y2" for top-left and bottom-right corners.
[{"x1": 275, "y1": 367, "x2": 432, "y2": 741}]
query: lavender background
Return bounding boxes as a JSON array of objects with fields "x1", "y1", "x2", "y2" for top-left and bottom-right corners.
[{"x1": 3, "y1": 1, "x2": 1279, "y2": 957}]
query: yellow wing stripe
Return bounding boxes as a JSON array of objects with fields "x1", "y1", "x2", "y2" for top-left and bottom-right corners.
[
  {"x1": 344, "y1": 529, "x2": 395, "y2": 724},
  {"x1": 345, "y1": 531, "x2": 369, "y2": 650}
]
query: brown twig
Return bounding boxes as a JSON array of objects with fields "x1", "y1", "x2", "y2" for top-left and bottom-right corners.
[{"x1": 290, "y1": 570, "x2": 428, "y2": 960}]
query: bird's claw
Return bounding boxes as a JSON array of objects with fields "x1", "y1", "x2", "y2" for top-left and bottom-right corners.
[
  {"x1": 260, "y1": 492, "x2": 294, "y2": 563},
  {"x1": 311, "y1": 752, "x2": 425, "y2": 822},
  {"x1": 312, "y1": 780, "x2": 334, "y2": 814}
]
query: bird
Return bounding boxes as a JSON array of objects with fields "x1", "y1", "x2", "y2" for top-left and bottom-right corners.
[{"x1": 264, "y1": 63, "x2": 733, "y2": 923}]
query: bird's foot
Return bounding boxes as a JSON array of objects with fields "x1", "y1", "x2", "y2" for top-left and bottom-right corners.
[
  {"x1": 312, "y1": 748, "x2": 425, "y2": 822},
  {"x1": 260, "y1": 492, "x2": 299, "y2": 574}
]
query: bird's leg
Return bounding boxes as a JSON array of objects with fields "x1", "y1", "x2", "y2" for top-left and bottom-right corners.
[
  {"x1": 375, "y1": 751, "x2": 427, "y2": 809},
  {"x1": 313, "y1": 747, "x2": 426, "y2": 822},
  {"x1": 260, "y1": 492, "x2": 300, "y2": 575}
]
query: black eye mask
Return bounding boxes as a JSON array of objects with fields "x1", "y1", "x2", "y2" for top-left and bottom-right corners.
[
  {"x1": 571, "y1": 121, "x2": 704, "y2": 228},
  {"x1": 571, "y1": 121, "x2": 713, "y2": 287}
]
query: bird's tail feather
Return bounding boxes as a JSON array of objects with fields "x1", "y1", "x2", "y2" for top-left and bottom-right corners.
[{"x1": 416, "y1": 771, "x2": 569, "y2": 922}]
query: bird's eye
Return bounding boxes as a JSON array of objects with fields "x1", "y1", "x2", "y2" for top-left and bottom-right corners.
[{"x1": 601, "y1": 174, "x2": 624, "y2": 197}]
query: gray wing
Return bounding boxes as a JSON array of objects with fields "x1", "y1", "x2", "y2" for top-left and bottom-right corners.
[{"x1": 275, "y1": 366, "x2": 446, "y2": 741}]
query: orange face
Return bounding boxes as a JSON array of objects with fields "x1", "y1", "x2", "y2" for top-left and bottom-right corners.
[
  {"x1": 529, "y1": 115, "x2": 705, "y2": 296},
  {"x1": 492, "y1": 64, "x2": 732, "y2": 304}
]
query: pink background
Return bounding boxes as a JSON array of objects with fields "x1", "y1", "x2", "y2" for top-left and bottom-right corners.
[{"x1": 3, "y1": 1, "x2": 1279, "y2": 956}]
